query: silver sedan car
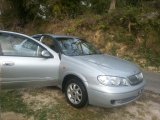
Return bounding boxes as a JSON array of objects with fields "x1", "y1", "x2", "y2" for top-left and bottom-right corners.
[{"x1": 0, "y1": 30, "x2": 145, "y2": 108}]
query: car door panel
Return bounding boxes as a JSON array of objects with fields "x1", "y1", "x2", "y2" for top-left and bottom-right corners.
[
  {"x1": 1, "y1": 56, "x2": 59, "y2": 80},
  {"x1": 0, "y1": 31, "x2": 60, "y2": 88},
  {"x1": 1, "y1": 56, "x2": 59, "y2": 88}
]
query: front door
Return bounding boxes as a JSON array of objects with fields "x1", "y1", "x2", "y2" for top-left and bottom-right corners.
[{"x1": 0, "y1": 32, "x2": 60, "y2": 88}]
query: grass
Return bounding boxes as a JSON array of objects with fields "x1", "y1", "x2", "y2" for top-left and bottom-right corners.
[
  {"x1": 0, "y1": 90, "x2": 32, "y2": 114},
  {"x1": 0, "y1": 88, "x2": 160, "y2": 120}
]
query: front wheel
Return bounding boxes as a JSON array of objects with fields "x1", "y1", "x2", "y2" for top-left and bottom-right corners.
[{"x1": 64, "y1": 78, "x2": 88, "y2": 108}]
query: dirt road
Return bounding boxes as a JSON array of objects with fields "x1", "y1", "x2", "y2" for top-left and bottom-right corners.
[{"x1": 143, "y1": 71, "x2": 160, "y2": 93}]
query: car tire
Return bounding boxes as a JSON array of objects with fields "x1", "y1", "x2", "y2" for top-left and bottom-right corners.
[{"x1": 64, "y1": 77, "x2": 88, "y2": 108}]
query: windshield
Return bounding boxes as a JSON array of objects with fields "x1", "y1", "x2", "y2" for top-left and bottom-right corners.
[{"x1": 56, "y1": 38, "x2": 101, "y2": 56}]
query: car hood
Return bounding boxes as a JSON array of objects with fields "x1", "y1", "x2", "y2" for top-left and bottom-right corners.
[{"x1": 73, "y1": 54, "x2": 140, "y2": 76}]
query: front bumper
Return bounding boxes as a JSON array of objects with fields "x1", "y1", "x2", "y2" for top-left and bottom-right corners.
[{"x1": 87, "y1": 80, "x2": 145, "y2": 108}]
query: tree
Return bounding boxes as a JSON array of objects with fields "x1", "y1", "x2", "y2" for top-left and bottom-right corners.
[{"x1": 109, "y1": 0, "x2": 116, "y2": 13}]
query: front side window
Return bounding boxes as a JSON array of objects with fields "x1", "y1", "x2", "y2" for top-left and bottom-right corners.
[
  {"x1": 56, "y1": 38, "x2": 101, "y2": 56},
  {"x1": 0, "y1": 33, "x2": 44, "y2": 57}
]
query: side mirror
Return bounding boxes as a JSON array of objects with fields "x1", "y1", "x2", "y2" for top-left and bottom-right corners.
[{"x1": 41, "y1": 50, "x2": 51, "y2": 58}]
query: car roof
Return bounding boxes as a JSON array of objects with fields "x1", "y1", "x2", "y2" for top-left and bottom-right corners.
[
  {"x1": 0, "y1": 30, "x2": 38, "y2": 41},
  {"x1": 32, "y1": 34, "x2": 80, "y2": 39}
]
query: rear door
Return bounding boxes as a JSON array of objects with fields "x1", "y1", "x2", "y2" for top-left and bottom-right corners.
[{"x1": 0, "y1": 32, "x2": 60, "y2": 88}]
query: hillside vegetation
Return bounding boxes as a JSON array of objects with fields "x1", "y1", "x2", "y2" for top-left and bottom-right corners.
[{"x1": 0, "y1": 0, "x2": 160, "y2": 72}]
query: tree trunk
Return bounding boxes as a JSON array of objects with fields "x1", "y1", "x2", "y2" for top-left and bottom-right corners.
[
  {"x1": 0, "y1": 0, "x2": 4, "y2": 14},
  {"x1": 109, "y1": 0, "x2": 116, "y2": 13}
]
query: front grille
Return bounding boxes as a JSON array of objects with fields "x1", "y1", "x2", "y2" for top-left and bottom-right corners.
[{"x1": 128, "y1": 73, "x2": 143, "y2": 86}]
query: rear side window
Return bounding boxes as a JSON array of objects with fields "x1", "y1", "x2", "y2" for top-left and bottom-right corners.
[
  {"x1": 32, "y1": 36, "x2": 41, "y2": 41},
  {"x1": 41, "y1": 36, "x2": 60, "y2": 53}
]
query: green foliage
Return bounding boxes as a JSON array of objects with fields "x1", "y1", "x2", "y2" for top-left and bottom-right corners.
[
  {"x1": 0, "y1": 0, "x2": 145, "y2": 25},
  {"x1": 89, "y1": 0, "x2": 110, "y2": 14},
  {"x1": 65, "y1": 28, "x2": 76, "y2": 34},
  {"x1": 117, "y1": 0, "x2": 142, "y2": 7}
]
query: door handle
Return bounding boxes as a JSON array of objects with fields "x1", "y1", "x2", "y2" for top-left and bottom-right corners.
[{"x1": 2, "y1": 62, "x2": 15, "y2": 66}]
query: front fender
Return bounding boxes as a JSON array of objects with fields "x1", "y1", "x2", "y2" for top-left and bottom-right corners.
[{"x1": 59, "y1": 71, "x2": 89, "y2": 89}]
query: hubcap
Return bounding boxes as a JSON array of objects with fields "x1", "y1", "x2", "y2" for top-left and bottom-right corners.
[{"x1": 67, "y1": 83, "x2": 82, "y2": 104}]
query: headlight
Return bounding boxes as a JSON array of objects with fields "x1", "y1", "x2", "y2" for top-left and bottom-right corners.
[
  {"x1": 136, "y1": 72, "x2": 143, "y2": 80},
  {"x1": 97, "y1": 75, "x2": 129, "y2": 87}
]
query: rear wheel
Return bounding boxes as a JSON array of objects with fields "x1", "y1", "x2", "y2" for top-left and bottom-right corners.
[{"x1": 64, "y1": 78, "x2": 88, "y2": 108}]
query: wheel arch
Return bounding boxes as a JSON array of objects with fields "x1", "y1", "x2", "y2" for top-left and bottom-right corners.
[{"x1": 62, "y1": 73, "x2": 88, "y2": 92}]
